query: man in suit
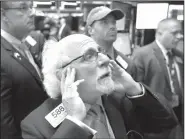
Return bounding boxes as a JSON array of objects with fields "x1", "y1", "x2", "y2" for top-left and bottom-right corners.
[
  {"x1": 86, "y1": 6, "x2": 137, "y2": 79},
  {"x1": 21, "y1": 34, "x2": 178, "y2": 139},
  {"x1": 1, "y1": 2, "x2": 48, "y2": 139},
  {"x1": 58, "y1": 18, "x2": 71, "y2": 40},
  {"x1": 132, "y1": 18, "x2": 183, "y2": 138},
  {"x1": 132, "y1": 18, "x2": 183, "y2": 122},
  {"x1": 24, "y1": 30, "x2": 45, "y2": 69}
]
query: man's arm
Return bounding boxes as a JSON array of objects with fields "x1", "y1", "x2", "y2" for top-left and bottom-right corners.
[
  {"x1": 110, "y1": 60, "x2": 178, "y2": 133},
  {"x1": 1, "y1": 69, "x2": 20, "y2": 139},
  {"x1": 128, "y1": 84, "x2": 178, "y2": 133}
]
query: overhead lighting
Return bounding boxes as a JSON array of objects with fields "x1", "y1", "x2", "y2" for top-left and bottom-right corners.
[
  {"x1": 72, "y1": 13, "x2": 84, "y2": 17},
  {"x1": 61, "y1": 1, "x2": 78, "y2": 6},
  {"x1": 92, "y1": 1, "x2": 111, "y2": 4},
  {"x1": 33, "y1": 2, "x2": 52, "y2": 5}
]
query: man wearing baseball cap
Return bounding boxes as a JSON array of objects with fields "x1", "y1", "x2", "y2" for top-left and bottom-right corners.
[{"x1": 86, "y1": 6, "x2": 137, "y2": 79}]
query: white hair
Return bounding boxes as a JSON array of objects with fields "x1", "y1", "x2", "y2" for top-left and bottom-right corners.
[{"x1": 42, "y1": 41, "x2": 64, "y2": 98}]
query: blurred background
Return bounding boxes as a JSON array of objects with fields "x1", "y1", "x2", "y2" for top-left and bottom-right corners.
[{"x1": 33, "y1": 0, "x2": 184, "y2": 56}]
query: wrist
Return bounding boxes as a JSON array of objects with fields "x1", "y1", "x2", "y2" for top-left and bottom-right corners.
[{"x1": 127, "y1": 82, "x2": 142, "y2": 96}]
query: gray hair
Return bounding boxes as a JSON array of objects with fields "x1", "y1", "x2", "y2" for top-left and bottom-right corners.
[{"x1": 42, "y1": 42, "x2": 63, "y2": 99}]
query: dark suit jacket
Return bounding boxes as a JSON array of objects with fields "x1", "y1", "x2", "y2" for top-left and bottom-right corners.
[
  {"x1": 24, "y1": 31, "x2": 45, "y2": 69},
  {"x1": 59, "y1": 24, "x2": 71, "y2": 40},
  {"x1": 132, "y1": 41, "x2": 183, "y2": 105},
  {"x1": 1, "y1": 37, "x2": 48, "y2": 139},
  {"x1": 21, "y1": 85, "x2": 178, "y2": 139}
]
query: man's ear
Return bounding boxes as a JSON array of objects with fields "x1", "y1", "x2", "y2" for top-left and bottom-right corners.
[
  {"x1": 87, "y1": 26, "x2": 94, "y2": 36},
  {"x1": 1, "y1": 8, "x2": 8, "y2": 22}
]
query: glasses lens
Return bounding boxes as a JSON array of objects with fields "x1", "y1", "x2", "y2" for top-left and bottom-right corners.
[{"x1": 84, "y1": 49, "x2": 98, "y2": 62}]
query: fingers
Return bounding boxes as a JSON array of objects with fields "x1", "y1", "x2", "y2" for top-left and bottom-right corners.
[
  {"x1": 74, "y1": 79, "x2": 85, "y2": 86},
  {"x1": 110, "y1": 60, "x2": 126, "y2": 72},
  {"x1": 109, "y1": 60, "x2": 120, "y2": 69},
  {"x1": 61, "y1": 68, "x2": 67, "y2": 94},
  {"x1": 70, "y1": 68, "x2": 76, "y2": 83},
  {"x1": 61, "y1": 67, "x2": 84, "y2": 99}
]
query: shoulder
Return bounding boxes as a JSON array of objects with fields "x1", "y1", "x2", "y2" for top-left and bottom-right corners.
[
  {"x1": 134, "y1": 43, "x2": 154, "y2": 55},
  {"x1": 22, "y1": 98, "x2": 61, "y2": 124},
  {"x1": 132, "y1": 42, "x2": 156, "y2": 59}
]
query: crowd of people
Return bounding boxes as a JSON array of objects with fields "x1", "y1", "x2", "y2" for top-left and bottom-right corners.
[{"x1": 1, "y1": 1, "x2": 184, "y2": 139}]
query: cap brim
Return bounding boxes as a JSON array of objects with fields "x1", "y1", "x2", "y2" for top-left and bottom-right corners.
[
  {"x1": 95, "y1": 9, "x2": 124, "y2": 22},
  {"x1": 88, "y1": 8, "x2": 124, "y2": 26},
  {"x1": 110, "y1": 9, "x2": 124, "y2": 20}
]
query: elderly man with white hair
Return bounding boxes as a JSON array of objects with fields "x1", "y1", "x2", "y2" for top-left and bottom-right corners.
[{"x1": 21, "y1": 34, "x2": 178, "y2": 139}]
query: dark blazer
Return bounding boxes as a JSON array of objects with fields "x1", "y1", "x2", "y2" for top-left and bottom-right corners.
[
  {"x1": 132, "y1": 41, "x2": 183, "y2": 104},
  {"x1": 58, "y1": 24, "x2": 71, "y2": 40},
  {"x1": 24, "y1": 31, "x2": 45, "y2": 69},
  {"x1": 1, "y1": 37, "x2": 48, "y2": 139},
  {"x1": 21, "y1": 85, "x2": 178, "y2": 139}
]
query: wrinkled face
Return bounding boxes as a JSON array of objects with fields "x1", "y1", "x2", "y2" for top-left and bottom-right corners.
[
  {"x1": 160, "y1": 21, "x2": 183, "y2": 50},
  {"x1": 3, "y1": 1, "x2": 35, "y2": 38},
  {"x1": 90, "y1": 14, "x2": 117, "y2": 43},
  {"x1": 69, "y1": 44, "x2": 115, "y2": 104}
]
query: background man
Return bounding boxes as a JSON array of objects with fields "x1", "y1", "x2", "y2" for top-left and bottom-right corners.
[
  {"x1": 21, "y1": 34, "x2": 177, "y2": 139},
  {"x1": 132, "y1": 18, "x2": 183, "y2": 138},
  {"x1": 1, "y1": 2, "x2": 47, "y2": 138},
  {"x1": 86, "y1": 6, "x2": 137, "y2": 79},
  {"x1": 58, "y1": 17, "x2": 71, "y2": 40}
]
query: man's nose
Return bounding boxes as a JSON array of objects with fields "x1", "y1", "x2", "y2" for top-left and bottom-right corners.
[
  {"x1": 177, "y1": 33, "x2": 184, "y2": 40},
  {"x1": 97, "y1": 53, "x2": 110, "y2": 67}
]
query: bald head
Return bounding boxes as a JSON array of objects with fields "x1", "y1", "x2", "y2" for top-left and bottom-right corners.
[
  {"x1": 156, "y1": 18, "x2": 183, "y2": 50},
  {"x1": 157, "y1": 18, "x2": 181, "y2": 33}
]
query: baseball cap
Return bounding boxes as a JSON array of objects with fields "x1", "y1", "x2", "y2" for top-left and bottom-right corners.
[{"x1": 86, "y1": 6, "x2": 124, "y2": 26}]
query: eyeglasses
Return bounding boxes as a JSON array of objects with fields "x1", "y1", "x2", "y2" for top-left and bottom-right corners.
[{"x1": 63, "y1": 49, "x2": 101, "y2": 68}]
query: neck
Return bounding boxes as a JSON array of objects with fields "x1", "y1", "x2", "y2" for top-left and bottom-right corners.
[
  {"x1": 94, "y1": 38, "x2": 114, "y2": 58},
  {"x1": 84, "y1": 97, "x2": 102, "y2": 111},
  {"x1": 1, "y1": 22, "x2": 27, "y2": 41}
]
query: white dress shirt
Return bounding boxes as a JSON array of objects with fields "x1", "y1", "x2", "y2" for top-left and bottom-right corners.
[{"x1": 156, "y1": 40, "x2": 181, "y2": 91}]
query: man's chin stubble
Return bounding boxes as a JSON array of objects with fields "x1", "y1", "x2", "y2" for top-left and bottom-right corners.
[{"x1": 96, "y1": 77, "x2": 115, "y2": 94}]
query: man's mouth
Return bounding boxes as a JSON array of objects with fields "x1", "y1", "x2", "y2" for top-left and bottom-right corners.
[{"x1": 99, "y1": 72, "x2": 111, "y2": 79}]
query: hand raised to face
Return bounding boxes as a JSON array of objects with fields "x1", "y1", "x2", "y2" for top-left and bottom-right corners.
[
  {"x1": 61, "y1": 67, "x2": 86, "y2": 121},
  {"x1": 109, "y1": 60, "x2": 142, "y2": 96}
]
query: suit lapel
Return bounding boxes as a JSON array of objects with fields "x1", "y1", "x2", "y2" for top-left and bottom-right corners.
[
  {"x1": 102, "y1": 95, "x2": 128, "y2": 139},
  {"x1": 1, "y1": 37, "x2": 43, "y2": 86},
  {"x1": 152, "y1": 42, "x2": 171, "y2": 88}
]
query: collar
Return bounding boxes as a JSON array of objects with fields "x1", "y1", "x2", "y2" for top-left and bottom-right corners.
[
  {"x1": 156, "y1": 40, "x2": 168, "y2": 60},
  {"x1": 85, "y1": 96, "x2": 104, "y2": 112},
  {"x1": 1, "y1": 29, "x2": 22, "y2": 46}
]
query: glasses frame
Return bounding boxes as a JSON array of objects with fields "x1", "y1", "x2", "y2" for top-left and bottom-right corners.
[{"x1": 63, "y1": 51, "x2": 101, "y2": 68}]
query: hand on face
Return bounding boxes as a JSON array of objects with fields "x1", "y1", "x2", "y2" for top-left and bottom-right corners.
[
  {"x1": 61, "y1": 67, "x2": 86, "y2": 121},
  {"x1": 109, "y1": 60, "x2": 142, "y2": 96}
]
